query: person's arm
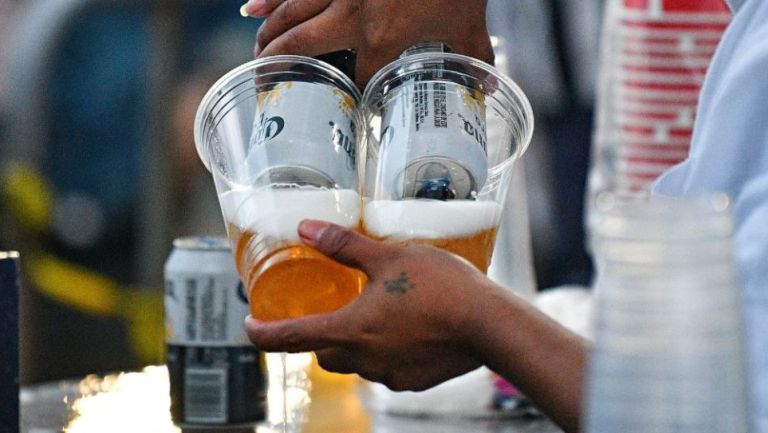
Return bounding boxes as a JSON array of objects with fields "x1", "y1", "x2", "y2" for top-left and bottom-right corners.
[
  {"x1": 239, "y1": 0, "x2": 494, "y2": 86},
  {"x1": 246, "y1": 220, "x2": 586, "y2": 433},
  {"x1": 473, "y1": 288, "x2": 587, "y2": 433}
]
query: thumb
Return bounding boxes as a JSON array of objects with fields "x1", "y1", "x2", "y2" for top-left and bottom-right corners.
[
  {"x1": 298, "y1": 220, "x2": 395, "y2": 276},
  {"x1": 245, "y1": 313, "x2": 350, "y2": 353}
]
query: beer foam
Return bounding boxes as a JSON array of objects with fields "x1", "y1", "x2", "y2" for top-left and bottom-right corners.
[
  {"x1": 364, "y1": 200, "x2": 502, "y2": 239},
  {"x1": 220, "y1": 188, "x2": 361, "y2": 241}
]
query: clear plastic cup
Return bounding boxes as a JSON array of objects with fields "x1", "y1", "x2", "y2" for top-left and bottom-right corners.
[
  {"x1": 194, "y1": 56, "x2": 366, "y2": 321},
  {"x1": 359, "y1": 51, "x2": 533, "y2": 272},
  {"x1": 585, "y1": 194, "x2": 751, "y2": 433}
]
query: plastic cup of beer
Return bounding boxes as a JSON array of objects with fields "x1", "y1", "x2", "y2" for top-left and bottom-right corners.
[
  {"x1": 194, "y1": 56, "x2": 365, "y2": 321},
  {"x1": 360, "y1": 51, "x2": 534, "y2": 272}
]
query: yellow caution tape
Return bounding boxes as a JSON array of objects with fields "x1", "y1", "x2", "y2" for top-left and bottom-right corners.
[{"x1": 1, "y1": 162, "x2": 53, "y2": 233}]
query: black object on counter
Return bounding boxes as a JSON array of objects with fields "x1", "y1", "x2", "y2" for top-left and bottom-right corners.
[
  {"x1": 167, "y1": 345, "x2": 266, "y2": 426},
  {"x1": 316, "y1": 50, "x2": 356, "y2": 83},
  {"x1": 0, "y1": 252, "x2": 20, "y2": 433}
]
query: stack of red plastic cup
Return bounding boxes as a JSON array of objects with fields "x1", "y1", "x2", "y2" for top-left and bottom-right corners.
[{"x1": 590, "y1": 0, "x2": 731, "y2": 198}]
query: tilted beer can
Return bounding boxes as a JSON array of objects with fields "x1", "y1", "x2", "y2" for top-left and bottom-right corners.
[
  {"x1": 0, "y1": 252, "x2": 19, "y2": 433},
  {"x1": 377, "y1": 50, "x2": 489, "y2": 200},
  {"x1": 246, "y1": 79, "x2": 359, "y2": 189},
  {"x1": 164, "y1": 237, "x2": 265, "y2": 426}
]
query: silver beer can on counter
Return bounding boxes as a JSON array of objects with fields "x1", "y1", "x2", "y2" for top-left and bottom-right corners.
[
  {"x1": 377, "y1": 49, "x2": 489, "y2": 201},
  {"x1": 246, "y1": 80, "x2": 359, "y2": 189},
  {"x1": 164, "y1": 237, "x2": 265, "y2": 427}
]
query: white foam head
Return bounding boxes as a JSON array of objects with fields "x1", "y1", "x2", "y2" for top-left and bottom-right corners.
[
  {"x1": 363, "y1": 199, "x2": 502, "y2": 239},
  {"x1": 220, "y1": 187, "x2": 361, "y2": 241}
]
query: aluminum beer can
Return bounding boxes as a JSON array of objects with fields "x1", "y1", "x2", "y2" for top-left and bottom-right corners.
[
  {"x1": 378, "y1": 57, "x2": 489, "y2": 200},
  {"x1": 164, "y1": 237, "x2": 265, "y2": 426},
  {"x1": 246, "y1": 80, "x2": 359, "y2": 189}
]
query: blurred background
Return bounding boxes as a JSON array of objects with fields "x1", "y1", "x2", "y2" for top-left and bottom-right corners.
[
  {"x1": 0, "y1": 0, "x2": 262, "y2": 383},
  {"x1": 0, "y1": 0, "x2": 601, "y2": 384}
]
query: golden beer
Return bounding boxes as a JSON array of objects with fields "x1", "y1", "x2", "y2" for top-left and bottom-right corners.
[
  {"x1": 222, "y1": 188, "x2": 364, "y2": 321},
  {"x1": 363, "y1": 227, "x2": 498, "y2": 272},
  {"x1": 363, "y1": 199, "x2": 503, "y2": 272}
]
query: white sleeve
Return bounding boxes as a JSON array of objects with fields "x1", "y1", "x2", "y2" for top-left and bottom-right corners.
[{"x1": 650, "y1": 0, "x2": 768, "y2": 428}]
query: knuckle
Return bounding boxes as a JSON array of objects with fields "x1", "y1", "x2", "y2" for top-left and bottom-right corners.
[
  {"x1": 256, "y1": 30, "x2": 269, "y2": 51},
  {"x1": 363, "y1": 24, "x2": 394, "y2": 51},
  {"x1": 322, "y1": 225, "x2": 355, "y2": 256},
  {"x1": 282, "y1": 0, "x2": 303, "y2": 23},
  {"x1": 348, "y1": 0, "x2": 363, "y2": 15},
  {"x1": 279, "y1": 327, "x2": 301, "y2": 349},
  {"x1": 359, "y1": 321, "x2": 377, "y2": 339},
  {"x1": 256, "y1": 20, "x2": 277, "y2": 49},
  {"x1": 281, "y1": 30, "x2": 306, "y2": 54}
]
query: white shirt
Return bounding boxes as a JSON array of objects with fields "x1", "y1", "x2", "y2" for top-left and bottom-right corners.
[{"x1": 653, "y1": 0, "x2": 768, "y2": 430}]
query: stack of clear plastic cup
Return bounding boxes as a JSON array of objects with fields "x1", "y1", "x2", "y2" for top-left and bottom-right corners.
[
  {"x1": 584, "y1": 193, "x2": 751, "y2": 433},
  {"x1": 589, "y1": 0, "x2": 731, "y2": 199}
]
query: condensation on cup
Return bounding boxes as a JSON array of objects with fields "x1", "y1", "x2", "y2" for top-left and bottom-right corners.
[
  {"x1": 194, "y1": 56, "x2": 365, "y2": 322},
  {"x1": 361, "y1": 45, "x2": 534, "y2": 273}
]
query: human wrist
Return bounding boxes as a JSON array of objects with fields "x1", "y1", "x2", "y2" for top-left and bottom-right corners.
[
  {"x1": 455, "y1": 280, "x2": 524, "y2": 364},
  {"x1": 465, "y1": 286, "x2": 587, "y2": 433}
]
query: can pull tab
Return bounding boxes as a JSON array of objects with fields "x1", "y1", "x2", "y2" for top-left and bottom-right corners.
[{"x1": 402, "y1": 158, "x2": 477, "y2": 201}]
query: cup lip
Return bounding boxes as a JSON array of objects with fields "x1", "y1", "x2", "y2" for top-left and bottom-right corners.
[
  {"x1": 593, "y1": 191, "x2": 732, "y2": 218},
  {"x1": 193, "y1": 55, "x2": 362, "y2": 173},
  {"x1": 361, "y1": 51, "x2": 535, "y2": 174}
]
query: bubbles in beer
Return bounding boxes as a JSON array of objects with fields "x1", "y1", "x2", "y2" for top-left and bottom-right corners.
[
  {"x1": 363, "y1": 199, "x2": 502, "y2": 239},
  {"x1": 363, "y1": 199, "x2": 502, "y2": 272},
  {"x1": 220, "y1": 187, "x2": 361, "y2": 238}
]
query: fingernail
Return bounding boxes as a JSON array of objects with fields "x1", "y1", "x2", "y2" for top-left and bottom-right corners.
[
  {"x1": 240, "y1": 0, "x2": 268, "y2": 17},
  {"x1": 298, "y1": 220, "x2": 330, "y2": 245}
]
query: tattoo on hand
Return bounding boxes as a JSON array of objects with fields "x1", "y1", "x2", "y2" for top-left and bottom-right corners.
[{"x1": 384, "y1": 272, "x2": 415, "y2": 295}]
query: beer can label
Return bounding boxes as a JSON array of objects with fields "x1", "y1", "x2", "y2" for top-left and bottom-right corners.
[
  {"x1": 165, "y1": 265, "x2": 251, "y2": 347},
  {"x1": 168, "y1": 345, "x2": 266, "y2": 424},
  {"x1": 379, "y1": 80, "x2": 489, "y2": 199},
  {"x1": 246, "y1": 81, "x2": 358, "y2": 188}
]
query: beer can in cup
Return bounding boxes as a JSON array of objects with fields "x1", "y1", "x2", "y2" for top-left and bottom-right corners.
[
  {"x1": 378, "y1": 78, "x2": 489, "y2": 200},
  {"x1": 374, "y1": 46, "x2": 489, "y2": 200},
  {"x1": 361, "y1": 51, "x2": 534, "y2": 272},
  {"x1": 195, "y1": 56, "x2": 365, "y2": 322},
  {"x1": 246, "y1": 81, "x2": 358, "y2": 190},
  {"x1": 164, "y1": 237, "x2": 266, "y2": 426}
]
